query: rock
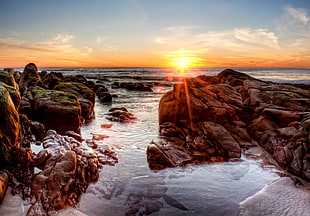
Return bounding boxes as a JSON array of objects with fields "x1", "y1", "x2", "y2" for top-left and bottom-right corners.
[
  {"x1": 105, "y1": 107, "x2": 137, "y2": 122},
  {"x1": 64, "y1": 130, "x2": 83, "y2": 142},
  {"x1": 29, "y1": 130, "x2": 100, "y2": 214},
  {"x1": 31, "y1": 149, "x2": 51, "y2": 168},
  {"x1": 19, "y1": 63, "x2": 42, "y2": 89},
  {"x1": 118, "y1": 82, "x2": 153, "y2": 91},
  {"x1": 54, "y1": 82, "x2": 95, "y2": 120},
  {"x1": 198, "y1": 122, "x2": 241, "y2": 158},
  {"x1": 41, "y1": 72, "x2": 63, "y2": 89},
  {"x1": 147, "y1": 137, "x2": 192, "y2": 170},
  {"x1": 277, "y1": 127, "x2": 298, "y2": 138},
  {"x1": 0, "y1": 171, "x2": 9, "y2": 204},
  {"x1": 0, "y1": 70, "x2": 21, "y2": 109},
  {"x1": 150, "y1": 69, "x2": 310, "y2": 182},
  {"x1": 95, "y1": 85, "x2": 112, "y2": 104},
  {"x1": 98, "y1": 92, "x2": 112, "y2": 104},
  {"x1": 0, "y1": 85, "x2": 19, "y2": 167},
  {"x1": 63, "y1": 74, "x2": 87, "y2": 84},
  {"x1": 32, "y1": 87, "x2": 81, "y2": 134}
]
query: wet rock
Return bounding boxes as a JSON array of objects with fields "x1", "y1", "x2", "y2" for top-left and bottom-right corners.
[
  {"x1": 0, "y1": 171, "x2": 9, "y2": 204},
  {"x1": 63, "y1": 74, "x2": 87, "y2": 84},
  {"x1": 31, "y1": 87, "x2": 81, "y2": 134},
  {"x1": 105, "y1": 107, "x2": 137, "y2": 122},
  {"x1": 162, "y1": 194, "x2": 188, "y2": 211},
  {"x1": 147, "y1": 138, "x2": 192, "y2": 170},
  {"x1": 19, "y1": 63, "x2": 42, "y2": 89},
  {"x1": 113, "y1": 82, "x2": 153, "y2": 91},
  {"x1": 0, "y1": 85, "x2": 19, "y2": 167},
  {"x1": 31, "y1": 149, "x2": 51, "y2": 168},
  {"x1": 150, "y1": 69, "x2": 310, "y2": 182},
  {"x1": 54, "y1": 82, "x2": 95, "y2": 120},
  {"x1": 98, "y1": 92, "x2": 112, "y2": 104},
  {"x1": 29, "y1": 130, "x2": 100, "y2": 214},
  {"x1": 65, "y1": 130, "x2": 83, "y2": 142},
  {"x1": 41, "y1": 72, "x2": 63, "y2": 89}
]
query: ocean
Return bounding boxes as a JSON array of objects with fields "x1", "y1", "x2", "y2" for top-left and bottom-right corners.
[
  {"x1": 13, "y1": 66, "x2": 310, "y2": 84},
  {"x1": 2, "y1": 67, "x2": 310, "y2": 215}
]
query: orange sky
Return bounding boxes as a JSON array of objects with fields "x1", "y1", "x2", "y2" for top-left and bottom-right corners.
[{"x1": 0, "y1": 1, "x2": 310, "y2": 68}]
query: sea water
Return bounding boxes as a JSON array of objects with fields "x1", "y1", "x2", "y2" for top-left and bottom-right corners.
[{"x1": 3, "y1": 67, "x2": 310, "y2": 215}]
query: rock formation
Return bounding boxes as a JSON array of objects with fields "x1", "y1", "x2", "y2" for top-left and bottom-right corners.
[
  {"x1": 0, "y1": 63, "x2": 119, "y2": 214},
  {"x1": 54, "y1": 82, "x2": 95, "y2": 121},
  {"x1": 32, "y1": 87, "x2": 82, "y2": 133},
  {"x1": 148, "y1": 69, "x2": 310, "y2": 182}
]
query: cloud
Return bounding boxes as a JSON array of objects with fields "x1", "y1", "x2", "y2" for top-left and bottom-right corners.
[
  {"x1": 96, "y1": 36, "x2": 106, "y2": 44},
  {"x1": 284, "y1": 5, "x2": 310, "y2": 24},
  {"x1": 233, "y1": 28, "x2": 279, "y2": 48},
  {"x1": 0, "y1": 37, "x2": 53, "y2": 52},
  {"x1": 154, "y1": 25, "x2": 283, "y2": 67}
]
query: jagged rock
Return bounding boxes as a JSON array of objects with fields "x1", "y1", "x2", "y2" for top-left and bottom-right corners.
[
  {"x1": 31, "y1": 87, "x2": 81, "y2": 134},
  {"x1": 19, "y1": 63, "x2": 42, "y2": 89},
  {"x1": 0, "y1": 85, "x2": 19, "y2": 167},
  {"x1": 150, "y1": 69, "x2": 310, "y2": 182},
  {"x1": 29, "y1": 130, "x2": 100, "y2": 214},
  {"x1": 54, "y1": 82, "x2": 95, "y2": 120}
]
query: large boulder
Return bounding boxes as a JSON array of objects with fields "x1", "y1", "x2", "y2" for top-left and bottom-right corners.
[
  {"x1": 151, "y1": 69, "x2": 310, "y2": 182},
  {"x1": 19, "y1": 63, "x2": 42, "y2": 90},
  {"x1": 53, "y1": 82, "x2": 95, "y2": 120},
  {"x1": 0, "y1": 85, "x2": 19, "y2": 167},
  {"x1": 31, "y1": 87, "x2": 81, "y2": 134}
]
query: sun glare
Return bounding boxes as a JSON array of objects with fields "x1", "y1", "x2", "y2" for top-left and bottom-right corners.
[{"x1": 179, "y1": 61, "x2": 186, "y2": 68}]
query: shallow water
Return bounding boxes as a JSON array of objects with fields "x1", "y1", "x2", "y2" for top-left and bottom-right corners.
[{"x1": 78, "y1": 83, "x2": 281, "y2": 215}]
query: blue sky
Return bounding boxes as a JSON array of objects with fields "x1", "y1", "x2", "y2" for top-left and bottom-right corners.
[{"x1": 0, "y1": 0, "x2": 309, "y2": 67}]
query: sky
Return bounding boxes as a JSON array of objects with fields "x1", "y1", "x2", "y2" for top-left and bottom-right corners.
[{"x1": 0, "y1": 0, "x2": 310, "y2": 68}]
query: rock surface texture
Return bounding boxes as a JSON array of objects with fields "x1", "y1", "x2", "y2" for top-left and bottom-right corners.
[{"x1": 148, "y1": 69, "x2": 310, "y2": 182}]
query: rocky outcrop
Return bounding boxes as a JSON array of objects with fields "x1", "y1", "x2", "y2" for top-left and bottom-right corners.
[
  {"x1": 54, "y1": 82, "x2": 95, "y2": 121},
  {"x1": 31, "y1": 87, "x2": 82, "y2": 134},
  {"x1": 149, "y1": 69, "x2": 310, "y2": 182}
]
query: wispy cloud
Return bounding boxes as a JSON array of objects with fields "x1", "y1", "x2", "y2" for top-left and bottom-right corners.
[
  {"x1": 233, "y1": 28, "x2": 279, "y2": 48},
  {"x1": 284, "y1": 5, "x2": 310, "y2": 24}
]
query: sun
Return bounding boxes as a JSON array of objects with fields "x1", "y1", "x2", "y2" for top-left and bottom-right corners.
[{"x1": 179, "y1": 61, "x2": 186, "y2": 68}]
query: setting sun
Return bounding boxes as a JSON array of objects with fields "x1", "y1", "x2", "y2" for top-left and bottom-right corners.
[{"x1": 179, "y1": 61, "x2": 186, "y2": 68}]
